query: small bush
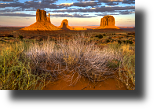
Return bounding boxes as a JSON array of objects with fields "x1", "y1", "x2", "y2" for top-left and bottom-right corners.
[
  {"x1": 118, "y1": 40, "x2": 122, "y2": 44},
  {"x1": 39, "y1": 38, "x2": 43, "y2": 41},
  {"x1": 95, "y1": 34, "x2": 103, "y2": 39},
  {"x1": 103, "y1": 33, "x2": 106, "y2": 36},
  {"x1": 124, "y1": 40, "x2": 133, "y2": 44},
  {"x1": 106, "y1": 39, "x2": 110, "y2": 43},
  {"x1": 18, "y1": 35, "x2": 23, "y2": 40}
]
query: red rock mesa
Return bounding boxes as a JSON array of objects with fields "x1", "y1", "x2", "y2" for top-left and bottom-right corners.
[
  {"x1": 21, "y1": 9, "x2": 61, "y2": 30},
  {"x1": 95, "y1": 15, "x2": 120, "y2": 29},
  {"x1": 58, "y1": 19, "x2": 74, "y2": 30}
]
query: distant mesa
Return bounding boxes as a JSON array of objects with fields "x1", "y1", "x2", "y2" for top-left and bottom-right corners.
[
  {"x1": 95, "y1": 15, "x2": 120, "y2": 29},
  {"x1": 58, "y1": 19, "x2": 74, "y2": 30},
  {"x1": 20, "y1": 9, "x2": 61, "y2": 31}
]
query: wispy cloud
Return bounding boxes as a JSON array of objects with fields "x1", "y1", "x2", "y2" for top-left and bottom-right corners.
[{"x1": 0, "y1": 12, "x2": 95, "y2": 18}]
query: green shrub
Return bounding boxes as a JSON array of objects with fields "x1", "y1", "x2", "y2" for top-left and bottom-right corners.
[
  {"x1": 103, "y1": 33, "x2": 106, "y2": 36},
  {"x1": 18, "y1": 35, "x2": 23, "y2": 40},
  {"x1": 95, "y1": 34, "x2": 103, "y2": 39},
  {"x1": 118, "y1": 40, "x2": 122, "y2": 44},
  {"x1": 106, "y1": 39, "x2": 110, "y2": 43},
  {"x1": 124, "y1": 40, "x2": 133, "y2": 44}
]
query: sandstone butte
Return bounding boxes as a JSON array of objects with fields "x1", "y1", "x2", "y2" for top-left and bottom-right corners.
[
  {"x1": 95, "y1": 15, "x2": 120, "y2": 29},
  {"x1": 58, "y1": 19, "x2": 74, "y2": 30},
  {"x1": 20, "y1": 9, "x2": 61, "y2": 31},
  {"x1": 58, "y1": 19, "x2": 87, "y2": 30}
]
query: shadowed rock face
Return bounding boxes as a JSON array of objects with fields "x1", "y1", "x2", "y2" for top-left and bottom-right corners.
[
  {"x1": 100, "y1": 16, "x2": 115, "y2": 27},
  {"x1": 58, "y1": 19, "x2": 74, "y2": 30},
  {"x1": 96, "y1": 15, "x2": 119, "y2": 29},
  {"x1": 36, "y1": 9, "x2": 50, "y2": 22},
  {"x1": 21, "y1": 9, "x2": 61, "y2": 30}
]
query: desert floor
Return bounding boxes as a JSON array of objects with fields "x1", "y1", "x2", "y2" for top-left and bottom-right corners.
[{"x1": 0, "y1": 27, "x2": 135, "y2": 90}]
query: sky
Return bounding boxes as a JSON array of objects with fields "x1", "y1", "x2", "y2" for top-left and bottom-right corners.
[{"x1": 0, "y1": 0, "x2": 135, "y2": 26}]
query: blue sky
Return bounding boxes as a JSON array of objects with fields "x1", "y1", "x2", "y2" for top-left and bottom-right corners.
[{"x1": 0, "y1": 0, "x2": 135, "y2": 26}]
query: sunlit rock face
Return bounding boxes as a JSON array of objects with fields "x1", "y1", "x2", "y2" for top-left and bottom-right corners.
[
  {"x1": 58, "y1": 19, "x2": 74, "y2": 30},
  {"x1": 21, "y1": 9, "x2": 61, "y2": 31},
  {"x1": 96, "y1": 15, "x2": 120, "y2": 29}
]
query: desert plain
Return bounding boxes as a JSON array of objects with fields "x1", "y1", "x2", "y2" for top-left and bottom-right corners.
[{"x1": 0, "y1": 9, "x2": 135, "y2": 90}]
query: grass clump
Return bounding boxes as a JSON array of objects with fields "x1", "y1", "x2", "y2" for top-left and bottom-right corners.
[
  {"x1": 107, "y1": 43, "x2": 135, "y2": 90},
  {"x1": 26, "y1": 37, "x2": 122, "y2": 85},
  {"x1": 0, "y1": 42, "x2": 49, "y2": 90},
  {"x1": 118, "y1": 44, "x2": 135, "y2": 90}
]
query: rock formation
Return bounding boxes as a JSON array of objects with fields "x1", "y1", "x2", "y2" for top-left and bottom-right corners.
[
  {"x1": 21, "y1": 9, "x2": 61, "y2": 31},
  {"x1": 58, "y1": 19, "x2": 74, "y2": 30},
  {"x1": 96, "y1": 15, "x2": 119, "y2": 29}
]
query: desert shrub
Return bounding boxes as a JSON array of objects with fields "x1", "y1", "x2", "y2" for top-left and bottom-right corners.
[
  {"x1": 26, "y1": 37, "x2": 122, "y2": 85},
  {"x1": 95, "y1": 34, "x2": 103, "y2": 39},
  {"x1": 103, "y1": 33, "x2": 106, "y2": 36},
  {"x1": 39, "y1": 38, "x2": 43, "y2": 41},
  {"x1": 126, "y1": 40, "x2": 132, "y2": 44},
  {"x1": 106, "y1": 39, "x2": 110, "y2": 43},
  {"x1": 118, "y1": 40, "x2": 122, "y2": 44},
  {"x1": 18, "y1": 35, "x2": 23, "y2": 40},
  {"x1": 19, "y1": 36, "x2": 135, "y2": 90}
]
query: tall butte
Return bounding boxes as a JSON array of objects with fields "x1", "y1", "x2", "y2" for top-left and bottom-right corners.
[
  {"x1": 21, "y1": 9, "x2": 61, "y2": 31},
  {"x1": 95, "y1": 15, "x2": 120, "y2": 29}
]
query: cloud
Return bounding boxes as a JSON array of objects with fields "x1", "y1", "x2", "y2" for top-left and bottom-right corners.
[
  {"x1": 105, "y1": 2, "x2": 119, "y2": 5},
  {"x1": 80, "y1": 0, "x2": 135, "y2": 5},
  {"x1": 95, "y1": 13, "x2": 119, "y2": 16},
  {"x1": 0, "y1": 12, "x2": 95, "y2": 18},
  {"x1": 98, "y1": 0, "x2": 123, "y2": 3},
  {"x1": 51, "y1": 13, "x2": 95, "y2": 18},
  {"x1": 0, "y1": 13, "x2": 35, "y2": 17},
  {"x1": 0, "y1": 0, "x2": 16, "y2": 2},
  {"x1": 95, "y1": 10, "x2": 134, "y2": 16},
  {"x1": 119, "y1": 10, "x2": 134, "y2": 15},
  {"x1": 0, "y1": 0, "x2": 62, "y2": 10},
  {"x1": 0, "y1": 0, "x2": 135, "y2": 17},
  {"x1": 122, "y1": 0, "x2": 135, "y2": 4},
  {"x1": 58, "y1": 1, "x2": 101, "y2": 8},
  {"x1": 59, "y1": 3, "x2": 73, "y2": 7},
  {"x1": 73, "y1": 1, "x2": 101, "y2": 7},
  {"x1": 52, "y1": 6, "x2": 135, "y2": 13}
]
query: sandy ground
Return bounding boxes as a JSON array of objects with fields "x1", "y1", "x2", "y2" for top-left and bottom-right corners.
[{"x1": 43, "y1": 72, "x2": 127, "y2": 90}]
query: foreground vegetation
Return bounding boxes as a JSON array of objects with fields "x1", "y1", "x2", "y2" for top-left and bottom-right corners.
[{"x1": 0, "y1": 32, "x2": 135, "y2": 90}]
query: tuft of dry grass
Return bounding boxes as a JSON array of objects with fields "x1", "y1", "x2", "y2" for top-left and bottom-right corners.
[{"x1": 26, "y1": 37, "x2": 123, "y2": 86}]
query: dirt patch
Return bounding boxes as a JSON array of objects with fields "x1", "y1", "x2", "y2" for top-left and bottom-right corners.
[{"x1": 43, "y1": 72, "x2": 127, "y2": 90}]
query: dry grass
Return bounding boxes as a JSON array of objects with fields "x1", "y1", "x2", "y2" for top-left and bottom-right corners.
[
  {"x1": 0, "y1": 41, "x2": 51, "y2": 90},
  {"x1": 26, "y1": 37, "x2": 123, "y2": 86}
]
